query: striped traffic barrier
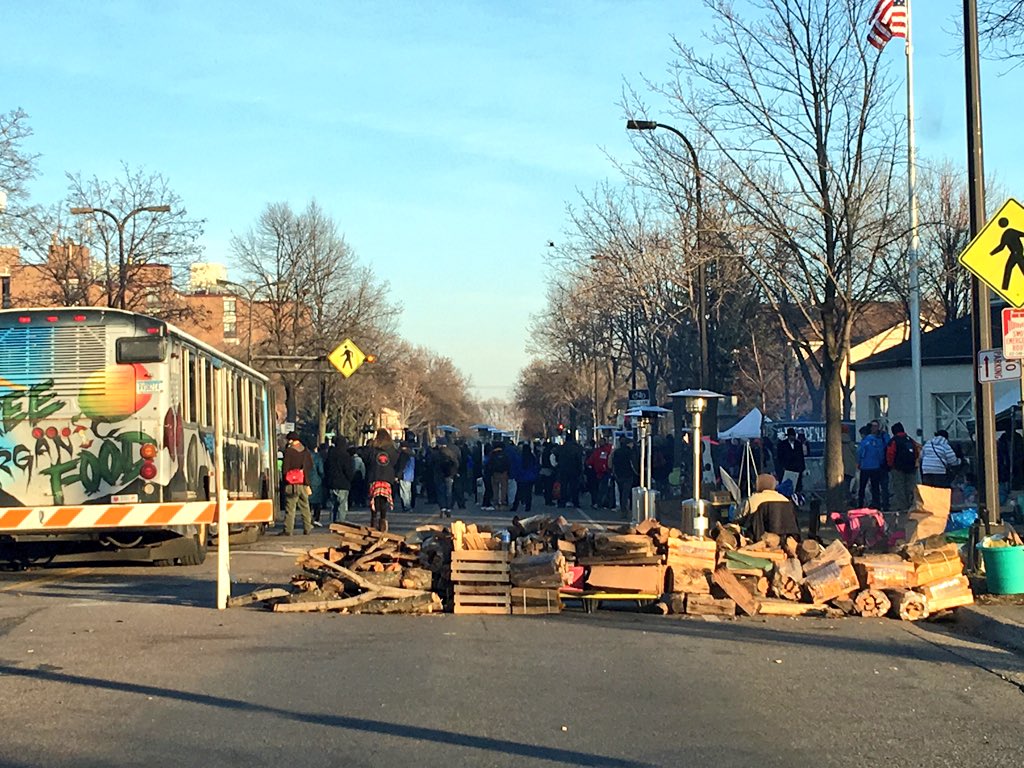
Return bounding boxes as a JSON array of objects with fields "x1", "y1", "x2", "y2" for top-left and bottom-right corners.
[{"x1": 0, "y1": 499, "x2": 272, "y2": 532}]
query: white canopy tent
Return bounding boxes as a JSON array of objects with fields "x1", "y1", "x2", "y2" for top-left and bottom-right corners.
[{"x1": 718, "y1": 408, "x2": 768, "y2": 441}]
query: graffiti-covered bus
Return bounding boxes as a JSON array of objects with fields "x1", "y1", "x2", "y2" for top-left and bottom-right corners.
[{"x1": 0, "y1": 308, "x2": 277, "y2": 565}]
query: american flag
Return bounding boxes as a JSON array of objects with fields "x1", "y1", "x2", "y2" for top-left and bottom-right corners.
[{"x1": 867, "y1": 0, "x2": 908, "y2": 50}]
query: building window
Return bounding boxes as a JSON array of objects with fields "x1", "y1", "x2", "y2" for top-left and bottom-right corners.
[
  {"x1": 223, "y1": 297, "x2": 237, "y2": 339},
  {"x1": 146, "y1": 292, "x2": 161, "y2": 311},
  {"x1": 1, "y1": 275, "x2": 10, "y2": 309},
  {"x1": 934, "y1": 392, "x2": 973, "y2": 441},
  {"x1": 869, "y1": 395, "x2": 889, "y2": 422}
]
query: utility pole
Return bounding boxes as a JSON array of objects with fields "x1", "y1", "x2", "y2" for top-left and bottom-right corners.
[{"x1": 964, "y1": 0, "x2": 999, "y2": 529}]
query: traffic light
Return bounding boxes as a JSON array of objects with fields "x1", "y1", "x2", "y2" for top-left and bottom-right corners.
[
  {"x1": 557, "y1": 422, "x2": 565, "y2": 433},
  {"x1": 365, "y1": 353, "x2": 378, "y2": 364}
]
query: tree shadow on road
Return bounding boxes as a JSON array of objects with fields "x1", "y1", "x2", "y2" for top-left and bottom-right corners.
[{"x1": 0, "y1": 663, "x2": 652, "y2": 768}]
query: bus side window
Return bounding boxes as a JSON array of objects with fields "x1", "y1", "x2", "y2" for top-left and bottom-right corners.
[
  {"x1": 253, "y1": 383, "x2": 264, "y2": 440},
  {"x1": 202, "y1": 359, "x2": 214, "y2": 427},
  {"x1": 235, "y1": 375, "x2": 244, "y2": 435},
  {"x1": 187, "y1": 351, "x2": 198, "y2": 423}
]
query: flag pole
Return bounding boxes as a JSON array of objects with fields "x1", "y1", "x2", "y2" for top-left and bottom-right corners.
[{"x1": 906, "y1": 0, "x2": 923, "y2": 443}]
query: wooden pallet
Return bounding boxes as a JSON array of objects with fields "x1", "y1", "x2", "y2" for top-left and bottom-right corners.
[
  {"x1": 452, "y1": 550, "x2": 510, "y2": 614},
  {"x1": 510, "y1": 587, "x2": 562, "y2": 615}
]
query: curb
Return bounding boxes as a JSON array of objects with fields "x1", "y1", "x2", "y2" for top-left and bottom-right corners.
[{"x1": 954, "y1": 605, "x2": 1024, "y2": 655}]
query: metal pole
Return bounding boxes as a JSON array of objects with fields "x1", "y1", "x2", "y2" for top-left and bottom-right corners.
[
  {"x1": 692, "y1": 409, "x2": 707, "y2": 538},
  {"x1": 214, "y1": 365, "x2": 230, "y2": 610},
  {"x1": 964, "y1": 0, "x2": 999, "y2": 527},
  {"x1": 116, "y1": 220, "x2": 126, "y2": 309},
  {"x1": 906, "y1": 0, "x2": 924, "y2": 442}
]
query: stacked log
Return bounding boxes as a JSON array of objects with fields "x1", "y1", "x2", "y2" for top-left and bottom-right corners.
[{"x1": 853, "y1": 589, "x2": 892, "y2": 618}]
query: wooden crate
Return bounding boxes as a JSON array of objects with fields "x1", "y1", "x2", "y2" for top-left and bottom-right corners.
[
  {"x1": 452, "y1": 550, "x2": 510, "y2": 615},
  {"x1": 510, "y1": 587, "x2": 562, "y2": 615}
]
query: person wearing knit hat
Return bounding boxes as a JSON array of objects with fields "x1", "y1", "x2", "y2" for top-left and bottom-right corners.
[{"x1": 885, "y1": 422, "x2": 920, "y2": 513}]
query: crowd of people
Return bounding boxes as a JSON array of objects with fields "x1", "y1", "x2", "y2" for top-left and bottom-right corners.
[{"x1": 274, "y1": 430, "x2": 667, "y2": 533}]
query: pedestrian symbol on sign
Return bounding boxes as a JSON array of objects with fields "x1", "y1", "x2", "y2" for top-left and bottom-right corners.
[
  {"x1": 959, "y1": 198, "x2": 1024, "y2": 308},
  {"x1": 992, "y1": 218, "x2": 1024, "y2": 291}
]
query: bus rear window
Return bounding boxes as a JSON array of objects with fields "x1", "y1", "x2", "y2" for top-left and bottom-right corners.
[{"x1": 116, "y1": 337, "x2": 167, "y2": 364}]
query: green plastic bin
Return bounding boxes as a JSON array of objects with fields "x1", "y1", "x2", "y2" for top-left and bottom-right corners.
[{"x1": 977, "y1": 542, "x2": 1024, "y2": 595}]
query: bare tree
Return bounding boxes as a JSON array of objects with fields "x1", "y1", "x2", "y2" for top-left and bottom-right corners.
[
  {"x1": 0, "y1": 108, "x2": 38, "y2": 215},
  {"x1": 980, "y1": 1, "x2": 1024, "y2": 62},
  {"x1": 59, "y1": 164, "x2": 205, "y2": 318},
  {"x1": 641, "y1": 0, "x2": 905, "y2": 509}
]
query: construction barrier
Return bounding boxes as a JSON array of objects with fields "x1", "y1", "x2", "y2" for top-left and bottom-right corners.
[{"x1": 0, "y1": 499, "x2": 273, "y2": 532}]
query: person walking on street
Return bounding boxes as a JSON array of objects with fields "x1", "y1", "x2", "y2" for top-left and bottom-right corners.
[
  {"x1": 921, "y1": 430, "x2": 961, "y2": 488},
  {"x1": 512, "y1": 442, "x2": 540, "y2": 513},
  {"x1": 776, "y1": 428, "x2": 807, "y2": 492},
  {"x1": 540, "y1": 440, "x2": 557, "y2": 506},
  {"x1": 611, "y1": 436, "x2": 638, "y2": 517},
  {"x1": 396, "y1": 442, "x2": 416, "y2": 512},
  {"x1": 367, "y1": 429, "x2": 399, "y2": 531},
  {"x1": 586, "y1": 437, "x2": 613, "y2": 509},
  {"x1": 489, "y1": 442, "x2": 511, "y2": 510},
  {"x1": 857, "y1": 420, "x2": 887, "y2": 509},
  {"x1": 308, "y1": 443, "x2": 327, "y2": 526},
  {"x1": 325, "y1": 434, "x2": 354, "y2": 524},
  {"x1": 558, "y1": 433, "x2": 584, "y2": 509},
  {"x1": 280, "y1": 432, "x2": 314, "y2": 536},
  {"x1": 885, "y1": 421, "x2": 920, "y2": 513}
]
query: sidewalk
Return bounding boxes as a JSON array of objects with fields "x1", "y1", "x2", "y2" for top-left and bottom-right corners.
[{"x1": 954, "y1": 588, "x2": 1024, "y2": 655}]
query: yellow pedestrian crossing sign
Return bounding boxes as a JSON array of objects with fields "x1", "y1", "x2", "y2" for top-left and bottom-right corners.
[
  {"x1": 328, "y1": 338, "x2": 365, "y2": 378},
  {"x1": 959, "y1": 197, "x2": 1024, "y2": 308}
]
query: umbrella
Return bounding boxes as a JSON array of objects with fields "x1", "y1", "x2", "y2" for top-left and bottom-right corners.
[
  {"x1": 436, "y1": 425, "x2": 459, "y2": 434},
  {"x1": 470, "y1": 424, "x2": 495, "y2": 431}
]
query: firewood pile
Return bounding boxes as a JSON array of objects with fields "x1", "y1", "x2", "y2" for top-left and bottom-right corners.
[
  {"x1": 229, "y1": 522, "x2": 441, "y2": 614},
  {"x1": 231, "y1": 516, "x2": 973, "y2": 621}
]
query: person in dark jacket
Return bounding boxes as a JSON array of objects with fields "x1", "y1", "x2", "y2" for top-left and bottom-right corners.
[
  {"x1": 325, "y1": 434, "x2": 354, "y2": 523},
  {"x1": 775, "y1": 428, "x2": 807, "y2": 490},
  {"x1": 611, "y1": 436, "x2": 638, "y2": 517},
  {"x1": 741, "y1": 474, "x2": 801, "y2": 541},
  {"x1": 557, "y1": 434, "x2": 584, "y2": 509},
  {"x1": 489, "y1": 443, "x2": 511, "y2": 510},
  {"x1": 280, "y1": 432, "x2": 314, "y2": 536},
  {"x1": 366, "y1": 429, "x2": 398, "y2": 531},
  {"x1": 512, "y1": 443, "x2": 540, "y2": 513}
]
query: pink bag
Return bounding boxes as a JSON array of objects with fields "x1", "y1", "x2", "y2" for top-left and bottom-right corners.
[{"x1": 829, "y1": 508, "x2": 887, "y2": 549}]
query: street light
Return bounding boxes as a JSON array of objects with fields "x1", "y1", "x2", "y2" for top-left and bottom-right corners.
[
  {"x1": 626, "y1": 119, "x2": 709, "y2": 390},
  {"x1": 671, "y1": 388, "x2": 723, "y2": 539},
  {"x1": 70, "y1": 204, "x2": 171, "y2": 309}
]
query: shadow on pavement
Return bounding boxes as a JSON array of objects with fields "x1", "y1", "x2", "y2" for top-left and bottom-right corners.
[{"x1": 0, "y1": 664, "x2": 652, "y2": 768}]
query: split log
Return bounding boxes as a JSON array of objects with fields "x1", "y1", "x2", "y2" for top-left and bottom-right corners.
[
  {"x1": 920, "y1": 575, "x2": 974, "y2": 613},
  {"x1": 272, "y1": 592, "x2": 377, "y2": 613},
  {"x1": 304, "y1": 553, "x2": 429, "y2": 600},
  {"x1": 509, "y1": 551, "x2": 566, "y2": 588},
  {"x1": 797, "y1": 539, "x2": 823, "y2": 564},
  {"x1": 685, "y1": 593, "x2": 736, "y2": 617},
  {"x1": 712, "y1": 564, "x2": 761, "y2": 616},
  {"x1": 400, "y1": 567, "x2": 433, "y2": 592},
  {"x1": 887, "y1": 589, "x2": 928, "y2": 621},
  {"x1": 592, "y1": 533, "x2": 656, "y2": 557},
  {"x1": 803, "y1": 562, "x2": 859, "y2": 604},
  {"x1": 357, "y1": 570, "x2": 403, "y2": 589},
  {"x1": 758, "y1": 599, "x2": 828, "y2": 617},
  {"x1": 770, "y1": 558, "x2": 804, "y2": 602},
  {"x1": 853, "y1": 589, "x2": 892, "y2": 618},
  {"x1": 667, "y1": 567, "x2": 711, "y2": 595},
  {"x1": 227, "y1": 588, "x2": 290, "y2": 607},
  {"x1": 350, "y1": 592, "x2": 442, "y2": 615}
]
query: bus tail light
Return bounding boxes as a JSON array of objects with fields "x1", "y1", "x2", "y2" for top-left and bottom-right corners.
[
  {"x1": 139, "y1": 443, "x2": 158, "y2": 460},
  {"x1": 17, "y1": 317, "x2": 30, "y2": 324},
  {"x1": 139, "y1": 462, "x2": 158, "y2": 480},
  {"x1": 73, "y1": 315, "x2": 86, "y2": 322}
]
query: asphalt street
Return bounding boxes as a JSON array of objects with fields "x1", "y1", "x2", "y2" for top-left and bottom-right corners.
[{"x1": 1, "y1": 506, "x2": 1023, "y2": 768}]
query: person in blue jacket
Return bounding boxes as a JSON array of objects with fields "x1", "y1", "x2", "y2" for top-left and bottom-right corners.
[
  {"x1": 857, "y1": 420, "x2": 888, "y2": 509},
  {"x1": 512, "y1": 443, "x2": 540, "y2": 513}
]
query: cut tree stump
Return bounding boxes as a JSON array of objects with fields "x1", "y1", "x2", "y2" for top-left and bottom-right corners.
[{"x1": 713, "y1": 564, "x2": 761, "y2": 616}]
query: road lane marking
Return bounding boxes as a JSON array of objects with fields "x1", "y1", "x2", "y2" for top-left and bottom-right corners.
[{"x1": 0, "y1": 566, "x2": 93, "y2": 593}]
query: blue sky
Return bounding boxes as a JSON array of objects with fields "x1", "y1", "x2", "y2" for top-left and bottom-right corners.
[{"x1": 4, "y1": 1, "x2": 1021, "y2": 398}]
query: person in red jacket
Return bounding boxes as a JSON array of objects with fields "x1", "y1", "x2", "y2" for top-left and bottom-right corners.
[
  {"x1": 280, "y1": 432, "x2": 314, "y2": 536},
  {"x1": 586, "y1": 437, "x2": 613, "y2": 509}
]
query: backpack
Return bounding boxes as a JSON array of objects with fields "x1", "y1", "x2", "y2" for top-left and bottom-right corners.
[{"x1": 892, "y1": 435, "x2": 916, "y2": 472}]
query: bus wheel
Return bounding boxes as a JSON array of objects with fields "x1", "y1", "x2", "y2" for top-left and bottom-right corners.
[{"x1": 179, "y1": 532, "x2": 207, "y2": 566}]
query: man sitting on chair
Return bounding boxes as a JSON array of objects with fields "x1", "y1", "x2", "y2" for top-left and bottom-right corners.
[{"x1": 740, "y1": 474, "x2": 801, "y2": 541}]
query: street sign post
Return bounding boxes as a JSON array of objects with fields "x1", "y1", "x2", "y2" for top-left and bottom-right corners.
[
  {"x1": 977, "y1": 348, "x2": 1021, "y2": 383},
  {"x1": 959, "y1": 197, "x2": 1024, "y2": 308},
  {"x1": 628, "y1": 388, "x2": 650, "y2": 409},
  {"x1": 1002, "y1": 308, "x2": 1024, "y2": 360},
  {"x1": 328, "y1": 338, "x2": 366, "y2": 378}
]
